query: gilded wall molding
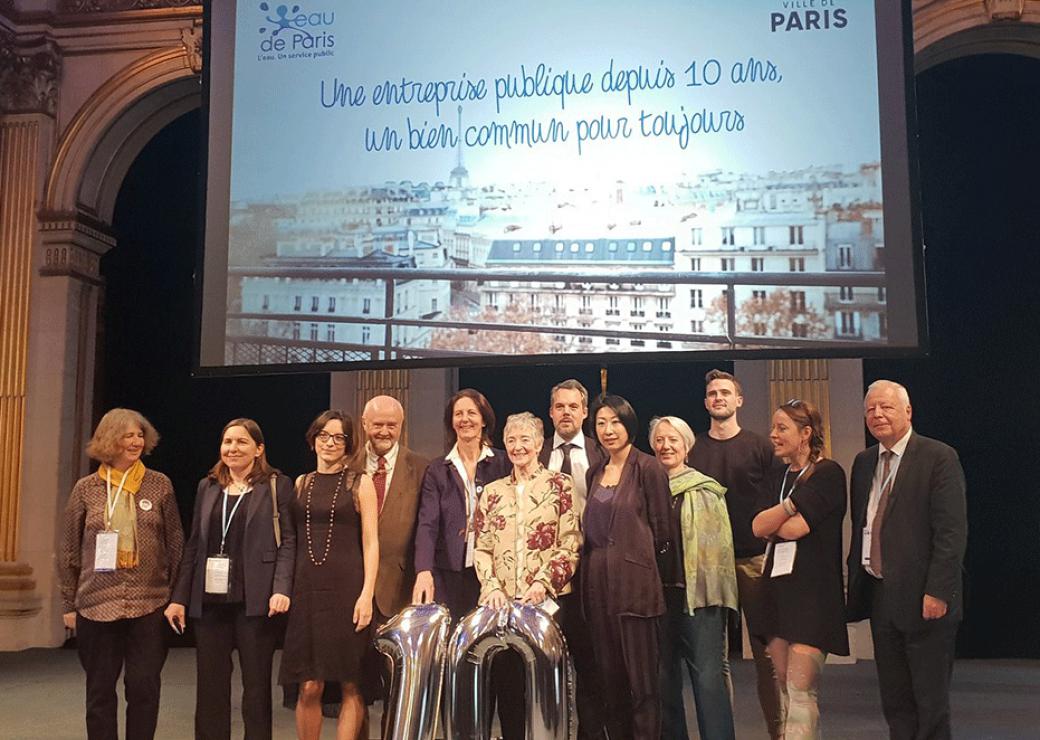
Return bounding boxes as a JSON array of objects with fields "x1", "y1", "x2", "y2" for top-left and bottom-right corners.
[
  {"x1": 61, "y1": 0, "x2": 197, "y2": 11},
  {"x1": 913, "y1": 0, "x2": 1040, "y2": 53},
  {"x1": 0, "y1": 30, "x2": 62, "y2": 117},
  {"x1": 181, "y1": 17, "x2": 201, "y2": 74}
]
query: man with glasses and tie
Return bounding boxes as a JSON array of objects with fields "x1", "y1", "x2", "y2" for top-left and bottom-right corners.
[
  {"x1": 847, "y1": 380, "x2": 967, "y2": 740},
  {"x1": 350, "y1": 394, "x2": 429, "y2": 731},
  {"x1": 538, "y1": 379, "x2": 606, "y2": 739}
]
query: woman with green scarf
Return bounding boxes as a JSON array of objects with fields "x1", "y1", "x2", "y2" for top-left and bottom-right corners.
[
  {"x1": 60, "y1": 408, "x2": 184, "y2": 740},
  {"x1": 651, "y1": 415, "x2": 738, "y2": 740}
]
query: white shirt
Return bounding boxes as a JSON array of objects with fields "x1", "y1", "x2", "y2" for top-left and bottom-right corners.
[
  {"x1": 365, "y1": 442, "x2": 400, "y2": 495},
  {"x1": 446, "y1": 443, "x2": 495, "y2": 568},
  {"x1": 865, "y1": 426, "x2": 912, "y2": 578},
  {"x1": 546, "y1": 431, "x2": 590, "y2": 514}
]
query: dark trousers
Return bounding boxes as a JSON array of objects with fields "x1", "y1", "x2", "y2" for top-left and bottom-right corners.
[
  {"x1": 660, "y1": 592, "x2": 735, "y2": 740},
  {"x1": 76, "y1": 608, "x2": 168, "y2": 740},
  {"x1": 588, "y1": 611, "x2": 662, "y2": 740},
  {"x1": 490, "y1": 648, "x2": 527, "y2": 740},
  {"x1": 871, "y1": 580, "x2": 958, "y2": 740},
  {"x1": 557, "y1": 590, "x2": 606, "y2": 740},
  {"x1": 436, "y1": 566, "x2": 524, "y2": 738},
  {"x1": 193, "y1": 603, "x2": 278, "y2": 740},
  {"x1": 433, "y1": 565, "x2": 481, "y2": 623}
]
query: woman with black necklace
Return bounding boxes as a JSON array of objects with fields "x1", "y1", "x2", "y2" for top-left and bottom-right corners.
[{"x1": 279, "y1": 410, "x2": 378, "y2": 740}]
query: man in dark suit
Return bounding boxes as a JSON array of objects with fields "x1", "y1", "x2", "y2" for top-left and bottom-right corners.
[
  {"x1": 847, "y1": 380, "x2": 967, "y2": 740},
  {"x1": 538, "y1": 379, "x2": 605, "y2": 507},
  {"x1": 351, "y1": 394, "x2": 429, "y2": 728},
  {"x1": 538, "y1": 379, "x2": 607, "y2": 740}
]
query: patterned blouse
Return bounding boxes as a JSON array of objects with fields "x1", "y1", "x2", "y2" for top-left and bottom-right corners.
[
  {"x1": 474, "y1": 465, "x2": 582, "y2": 601},
  {"x1": 60, "y1": 469, "x2": 184, "y2": 621}
]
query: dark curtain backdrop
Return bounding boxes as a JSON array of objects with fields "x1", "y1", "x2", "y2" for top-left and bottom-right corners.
[
  {"x1": 101, "y1": 109, "x2": 329, "y2": 526},
  {"x1": 99, "y1": 55, "x2": 1039, "y2": 658}
]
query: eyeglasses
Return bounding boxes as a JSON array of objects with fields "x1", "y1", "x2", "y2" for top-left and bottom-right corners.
[
  {"x1": 316, "y1": 432, "x2": 348, "y2": 446},
  {"x1": 784, "y1": 398, "x2": 805, "y2": 407}
]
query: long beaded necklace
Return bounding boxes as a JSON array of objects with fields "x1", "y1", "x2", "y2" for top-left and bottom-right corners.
[{"x1": 304, "y1": 468, "x2": 346, "y2": 566}]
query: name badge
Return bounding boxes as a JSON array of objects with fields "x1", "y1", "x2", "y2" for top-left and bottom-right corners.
[
  {"x1": 539, "y1": 596, "x2": 560, "y2": 617},
  {"x1": 205, "y1": 555, "x2": 231, "y2": 594},
  {"x1": 861, "y1": 527, "x2": 872, "y2": 566},
  {"x1": 94, "y1": 531, "x2": 119, "y2": 572},
  {"x1": 770, "y1": 541, "x2": 797, "y2": 578}
]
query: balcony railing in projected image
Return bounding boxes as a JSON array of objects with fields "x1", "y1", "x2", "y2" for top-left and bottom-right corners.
[{"x1": 225, "y1": 266, "x2": 887, "y2": 365}]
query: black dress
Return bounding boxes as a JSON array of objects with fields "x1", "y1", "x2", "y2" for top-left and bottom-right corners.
[
  {"x1": 279, "y1": 470, "x2": 370, "y2": 684},
  {"x1": 754, "y1": 458, "x2": 850, "y2": 656}
]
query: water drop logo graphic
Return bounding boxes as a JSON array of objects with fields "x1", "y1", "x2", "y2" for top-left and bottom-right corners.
[{"x1": 259, "y1": 3, "x2": 313, "y2": 40}]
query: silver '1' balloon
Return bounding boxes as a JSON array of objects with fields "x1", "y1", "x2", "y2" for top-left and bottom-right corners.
[
  {"x1": 445, "y1": 603, "x2": 573, "y2": 740},
  {"x1": 375, "y1": 603, "x2": 452, "y2": 740}
]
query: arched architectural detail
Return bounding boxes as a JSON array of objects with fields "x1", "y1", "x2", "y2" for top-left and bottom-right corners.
[
  {"x1": 914, "y1": 0, "x2": 1040, "y2": 65},
  {"x1": 44, "y1": 45, "x2": 200, "y2": 224}
]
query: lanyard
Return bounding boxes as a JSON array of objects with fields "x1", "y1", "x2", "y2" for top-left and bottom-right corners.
[
  {"x1": 778, "y1": 463, "x2": 810, "y2": 503},
  {"x1": 220, "y1": 489, "x2": 249, "y2": 555},
  {"x1": 104, "y1": 468, "x2": 131, "y2": 530}
]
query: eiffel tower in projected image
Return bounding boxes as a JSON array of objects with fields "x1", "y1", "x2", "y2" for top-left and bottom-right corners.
[{"x1": 450, "y1": 104, "x2": 469, "y2": 188}]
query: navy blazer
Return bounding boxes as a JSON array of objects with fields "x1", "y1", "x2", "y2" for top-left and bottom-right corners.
[
  {"x1": 173, "y1": 474, "x2": 296, "y2": 619},
  {"x1": 584, "y1": 447, "x2": 673, "y2": 617},
  {"x1": 414, "y1": 448, "x2": 511, "y2": 574},
  {"x1": 846, "y1": 433, "x2": 968, "y2": 631}
]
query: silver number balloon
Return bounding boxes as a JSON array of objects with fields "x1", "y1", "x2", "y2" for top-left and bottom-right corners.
[
  {"x1": 445, "y1": 603, "x2": 573, "y2": 740},
  {"x1": 375, "y1": 603, "x2": 452, "y2": 740}
]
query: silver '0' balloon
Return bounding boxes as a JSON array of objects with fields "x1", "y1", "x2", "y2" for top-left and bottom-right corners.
[
  {"x1": 444, "y1": 603, "x2": 573, "y2": 740},
  {"x1": 375, "y1": 603, "x2": 452, "y2": 740}
]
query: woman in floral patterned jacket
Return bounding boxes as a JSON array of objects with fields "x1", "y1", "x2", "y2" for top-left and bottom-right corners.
[{"x1": 473, "y1": 411, "x2": 583, "y2": 740}]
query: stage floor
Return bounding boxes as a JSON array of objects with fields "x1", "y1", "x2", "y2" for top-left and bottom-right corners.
[{"x1": 0, "y1": 648, "x2": 1036, "y2": 738}]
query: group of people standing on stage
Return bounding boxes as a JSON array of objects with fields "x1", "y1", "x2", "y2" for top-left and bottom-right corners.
[{"x1": 60, "y1": 369, "x2": 967, "y2": 740}]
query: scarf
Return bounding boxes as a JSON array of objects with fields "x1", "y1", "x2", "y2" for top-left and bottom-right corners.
[
  {"x1": 97, "y1": 460, "x2": 145, "y2": 569},
  {"x1": 670, "y1": 467, "x2": 739, "y2": 613}
]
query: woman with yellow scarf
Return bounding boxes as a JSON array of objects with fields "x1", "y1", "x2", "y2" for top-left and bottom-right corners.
[{"x1": 60, "y1": 408, "x2": 184, "y2": 740}]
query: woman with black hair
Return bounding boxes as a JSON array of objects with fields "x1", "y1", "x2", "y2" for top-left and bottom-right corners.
[
  {"x1": 752, "y1": 399, "x2": 849, "y2": 739},
  {"x1": 583, "y1": 393, "x2": 673, "y2": 739}
]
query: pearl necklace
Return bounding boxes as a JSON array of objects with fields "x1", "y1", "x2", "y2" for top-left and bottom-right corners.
[{"x1": 304, "y1": 468, "x2": 346, "y2": 567}]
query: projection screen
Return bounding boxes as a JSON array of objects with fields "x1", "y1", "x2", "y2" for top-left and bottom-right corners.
[{"x1": 199, "y1": 0, "x2": 924, "y2": 372}]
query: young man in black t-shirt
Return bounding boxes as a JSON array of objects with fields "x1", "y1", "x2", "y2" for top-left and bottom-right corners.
[{"x1": 688, "y1": 369, "x2": 785, "y2": 740}]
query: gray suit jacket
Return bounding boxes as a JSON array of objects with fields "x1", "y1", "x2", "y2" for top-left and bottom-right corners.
[
  {"x1": 846, "y1": 432, "x2": 967, "y2": 631},
  {"x1": 173, "y1": 474, "x2": 296, "y2": 618}
]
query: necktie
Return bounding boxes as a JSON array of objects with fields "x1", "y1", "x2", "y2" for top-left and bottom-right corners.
[
  {"x1": 374, "y1": 455, "x2": 387, "y2": 513},
  {"x1": 558, "y1": 442, "x2": 576, "y2": 478},
  {"x1": 869, "y1": 450, "x2": 894, "y2": 577}
]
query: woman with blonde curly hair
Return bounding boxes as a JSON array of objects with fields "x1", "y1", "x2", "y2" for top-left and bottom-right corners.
[{"x1": 60, "y1": 408, "x2": 184, "y2": 740}]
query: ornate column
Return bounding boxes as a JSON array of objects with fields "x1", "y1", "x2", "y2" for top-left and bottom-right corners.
[{"x1": 0, "y1": 30, "x2": 61, "y2": 621}]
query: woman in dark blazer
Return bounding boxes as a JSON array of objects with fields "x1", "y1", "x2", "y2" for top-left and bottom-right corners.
[
  {"x1": 583, "y1": 394, "x2": 673, "y2": 739},
  {"x1": 165, "y1": 418, "x2": 295, "y2": 740},
  {"x1": 412, "y1": 388, "x2": 510, "y2": 621}
]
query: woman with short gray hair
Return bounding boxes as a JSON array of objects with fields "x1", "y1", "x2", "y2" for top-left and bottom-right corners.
[
  {"x1": 650, "y1": 415, "x2": 738, "y2": 740},
  {"x1": 473, "y1": 411, "x2": 583, "y2": 740}
]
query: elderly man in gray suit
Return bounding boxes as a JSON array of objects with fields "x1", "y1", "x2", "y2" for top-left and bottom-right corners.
[{"x1": 846, "y1": 380, "x2": 967, "y2": 740}]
